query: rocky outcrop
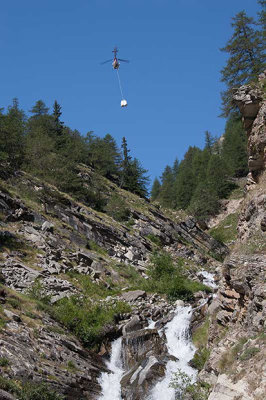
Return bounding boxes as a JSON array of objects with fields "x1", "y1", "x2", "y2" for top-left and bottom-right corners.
[
  {"x1": 0, "y1": 301, "x2": 107, "y2": 400},
  {"x1": 199, "y1": 78, "x2": 266, "y2": 400},
  {"x1": 233, "y1": 73, "x2": 266, "y2": 181}
]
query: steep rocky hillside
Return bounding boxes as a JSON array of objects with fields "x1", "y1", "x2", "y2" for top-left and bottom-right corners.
[
  {"x1": 198, "y1": 73, "x2": 266, "y2": 400},
  {"x1": 0, "y1": 159, "x2": 227, "y2": 399}
]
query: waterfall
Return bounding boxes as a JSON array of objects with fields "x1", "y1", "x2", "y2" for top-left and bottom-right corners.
[
  {"x1": 198, "y1": 270, "x2": 217, "y2": 289},
  {"x1": 98, "y1": 338, "x2": 124, "y2": 400},
  {"x1": 148, "y1": 306, "x2": 197, "y2": 400},
  {"x1": 98, "y1": 270, "x2": 215, "y2": 399}
]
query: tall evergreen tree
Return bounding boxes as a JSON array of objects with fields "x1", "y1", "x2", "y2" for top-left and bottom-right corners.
[
  {"x1": 220, "y1": 11, "x2": 265, "y2": 116},
  {"x1": 159, "y1": 166, "x2": 175, "y2": 208},
  {"x1": 0, "y1": 98, "x2": 25, "y2": 169},
  {"x1": 151, "y1": 177, "x2": 161, "y2": 201},
  {"x1": 29, "y1": 100, "x2": 49, "y2": 117},
  {"x1": 221, "y1": 112, "x2": 248, "y2": 177}
]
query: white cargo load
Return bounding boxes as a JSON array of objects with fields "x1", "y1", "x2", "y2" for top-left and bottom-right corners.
[{"x1": 121, "y1": 99, "x2": 128, "y2": 107}]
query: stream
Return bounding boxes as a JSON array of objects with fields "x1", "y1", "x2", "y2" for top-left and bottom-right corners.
[{"x1": 98, "y1": 271, "x2": 217, "y2": 399}]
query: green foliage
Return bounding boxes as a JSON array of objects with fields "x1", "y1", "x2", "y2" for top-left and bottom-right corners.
[
  {"x1": 239, "y1": 347, "x2": 260, "y2": 361},
  {"x1": 170, "y1": 369, "x2": 210, "y2": 400},
  {"x1": 146, "y1": 234, "x2": 162, "y2": 247},
  {"x1": 120, "y1": 137, "x2": 150, "y2": 198},
  {"x1": 221, "y1": 112, "x2": 248, "y2": 177},
  {"x1": 0, "y1": 378, "x2": 64, "y2": 400},
  {"x1": 144, "y1": 252, "x2": 211, "y2": 301},
  {"x1": 150, "y1": 177, "x2": 161, "y2": 201},
  {"x1": 87, "y1": 240, "x2": 107, "y2": 255},
  {"x1": 190, "y1": 347, "x2": 210, "y2": 371},
  {"x1": 51, "y1": 296, "x2": 130, "y2": 348},
  {"x1": 208, "y1": 212, "x2": 239, "y2": 244},
  {"x1": 158, "y1": 166, "x2": 175, "y2": 208},
  {"x1": 27, "y1": 280, "x2": 51, "y2": 304},
  {"x1": 220, "y1": 11, "x2": 265, "y2": 116},
  {"x1": 0, "y1": 98, "x2": 25, "y2": 169},
  {"x1": 105, "y1": 194, "x2": 130, "y2": 222},
  {"x1": 188, "y1": 184, "x2": 220, "y2": 223},
  {"x1": 0, "y1": 357, "x2": 9, "y2": 367},
  {"x1": 19, "y1": 382, "x2": 64, "y2": 400}
]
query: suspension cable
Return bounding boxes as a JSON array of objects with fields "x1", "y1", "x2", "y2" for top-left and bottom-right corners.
[{"x1": 116, "y1": 69, "x2": 124, "y2": 99}]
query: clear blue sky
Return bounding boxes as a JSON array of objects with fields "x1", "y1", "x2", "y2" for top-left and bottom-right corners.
[{"x1": 0, "y1": 0, "x2": 260, "y2": 187}]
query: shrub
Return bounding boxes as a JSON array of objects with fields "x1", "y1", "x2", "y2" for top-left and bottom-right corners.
[
  {"x1": 105, "y1": 194, "x2": 130, "y2": 222},
  {"x1": 19, "y1": 382, "x2": 64, "y2": 400},
  {"x1": 144, "y1": 251, "x2": 211, "y2": 301},
  {"x1": 0, "y1": 357, "x2": 9, "y2": 366},
  {"x1": 146, "y1": 234, "x2": 162, "y2": 247},
  {"x1": 239, "y1": 347, "x2": 260, "y2": 361},
  {"x1": 87, "y1": 240, "x2": 107, "y2": 256},
  {"x1": 51, "y1": 296, "x2": 130, "y2": 348},
  {"x1": 190, "y1": 347, "x2": 210, "y2": 370},
  {"x1": 170, "y1": 369, "x2": 209, "y2": 400}
]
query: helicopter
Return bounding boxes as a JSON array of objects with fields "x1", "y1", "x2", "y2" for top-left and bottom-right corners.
[{"x1": 101, "y1": 47, "x2": 129, "y2": 70}]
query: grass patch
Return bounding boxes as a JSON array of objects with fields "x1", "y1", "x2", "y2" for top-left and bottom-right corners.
[
  {"x1": 146, "y1": 234, "x2": 162, "y2": 247},
  {"x1": 0, "y1": 357, "x2": 9, "y2": 367},
  {"x1": 191, "y1": 318, "x2": 211, "y2": 370},
  {"x1": 208, "y1": 213, "x2": 239, "y2": 244},
  {"x1": 88, "y1": 240, "x2": 107, "y2": 256},
  {"x1": 51, "y1": 296, "x2": 131, "y2": 348},
  {"x1": 219, "y1": 337, "x2": 248, "y2": 372},
  {"x1": 239, "y1": 347, "x2": 260, "y2": 361},
  {"x1": 0, "y1": 377, "x2": 65, "y2": 399},
  {"x1": 138, "y1": 251, "x2": 211, "y2": 302}
]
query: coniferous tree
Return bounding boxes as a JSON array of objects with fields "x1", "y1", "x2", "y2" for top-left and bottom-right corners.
[
  {"x1": 0, "y1": 98, "x2": 25, "y2": 169},
  {"x1": 29, "y1": 100, "x2": 49, "y2": 117},
  {"x1": 159, "y1": 166, "x2": 175, "y2": 208},
  {"x1": 151, "y1": 177, "x2": 161, "y2": 201},
  {"x1": 220, "y1": 11, "x2": 265, "y2": 116},
  {"x1": 221, "y1": 112, "x2": 248, "y2": 177}
]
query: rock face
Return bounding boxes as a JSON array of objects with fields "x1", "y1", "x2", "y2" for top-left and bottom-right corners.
[
  {"x1": 199, "y1": 77, "x2": 266, "y2": 400},
  {"x1": 120, "y1": 329, "x2": 172, "y2": 400},
  {"x1": 233, "y1": 74, "x2": 266, "y2": 181}
]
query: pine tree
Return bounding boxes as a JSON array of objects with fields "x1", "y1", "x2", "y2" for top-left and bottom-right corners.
[
  {"x1": 159, "y1": 166, "x2": 175, "y2": 208},
  {"x1": 151, "y1": 177, "x2": 161, "y2": 201},
  {"x1": 0, "y1": 98, "x2": 26, "y2": 169},
  {"x1": 221, "y1": 112, "x2": 248, "y2": 177},
  {"x1": 29, "y1": 100, "x2": 49, "y2": 117},
  {"x1": 220, "y1": 11, "x2": 265, "y2": 116},
  {"x1": 120, "y1": 137, "x2": 149, "y2": 197}
]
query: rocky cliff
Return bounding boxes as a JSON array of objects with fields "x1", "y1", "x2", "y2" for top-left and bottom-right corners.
[
  {"x1": 197, "y1": 74, "x2": 266, "y2": 400},
  {"x1": 0, "y1": 161, "x2": 227, "y2": 399}
]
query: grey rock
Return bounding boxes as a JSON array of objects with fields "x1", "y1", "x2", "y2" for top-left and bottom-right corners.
[
  {"x1": 121, "y1": 290, "x2": 147, "y2": 302},
  {"x1": 41, "y1": 221, "x2": 54, "y2": 233},
  {"x1": 0, "y1": 389, "x2": 16, "y2": 400},
  {"x1": 122, "y1": 315, "x2": 142, "y2": 335}
]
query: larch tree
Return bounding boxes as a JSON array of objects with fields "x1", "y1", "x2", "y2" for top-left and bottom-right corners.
[
  {"x1": 220, "y1": 10, "x2": 265, "y2": 116},
  {"x1": 151, "y1": 177, "x2": 161, "y2": 201}
]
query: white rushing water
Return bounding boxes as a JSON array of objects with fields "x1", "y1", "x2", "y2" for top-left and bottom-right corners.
[
  {"x1": 98, "y1": 338, "x2": 124, "y2": 400},
  {"x1": 198, "y1": 270, "x2": 218, "y2": 289},
  {"x1": 148, "y1": 305, "x2": 197, "y2": 400}
]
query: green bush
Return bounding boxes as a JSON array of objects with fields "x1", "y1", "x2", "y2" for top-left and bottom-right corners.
[
  {"x1": 0, "y1": 357, "x2": 9, "y2": 367},
  {"x1": 51, "y1": 296, "x2": 130, "y2": 348},
  {"x1": 0, "y1": 378, "x2": 64, "y2": 400},
  {"x1": 146, "y1": 234, "x2": 162, "y2": 247},
  {"x1": 105, "y1": 194, "x2": 130, "y2": 222},
  {"x1": 19, "y1": 382, "x2": 64, "y2": 400},
  {"x1": 143, "y1": 251, "x2": 211, "y2": 301},
  {"x1": 190, "y1": 347, "x2": 210, "y2": 370}
]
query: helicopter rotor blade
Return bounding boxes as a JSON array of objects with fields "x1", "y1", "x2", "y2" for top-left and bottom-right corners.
[
  {"x1": 118, "y1": 58, "x2": 129, "y2": 63},
  {"x1": 100, "y1": 59, "x2": 113, "y2": 65}
]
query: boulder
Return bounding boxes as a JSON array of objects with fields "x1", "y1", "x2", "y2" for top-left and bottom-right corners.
[
  {"x1": 122, "y1": 315, "x2": 142, "y2": 335},
  {"x1": 121, "y1": 290, "x2": 147, "y2": 302}
]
